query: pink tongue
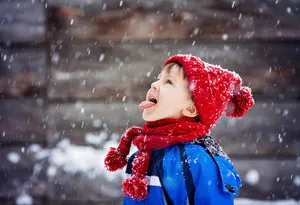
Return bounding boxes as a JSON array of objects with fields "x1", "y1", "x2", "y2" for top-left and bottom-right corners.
[{"x1": 138, "y1": 101, "x2": 156, "y2": 109}]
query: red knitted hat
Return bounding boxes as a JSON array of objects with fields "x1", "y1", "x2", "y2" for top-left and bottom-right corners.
[{"x1": 163, "y1": 54, "x2": 254, "y2": 129}]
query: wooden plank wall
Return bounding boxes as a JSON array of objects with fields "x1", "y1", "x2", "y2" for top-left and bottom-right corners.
[
  {"x1": 1, "y1": 0, "x2": 299, "y2": 204},
  {"x1": 0, "y1": 0, "x2": 48, "y2": 204}
]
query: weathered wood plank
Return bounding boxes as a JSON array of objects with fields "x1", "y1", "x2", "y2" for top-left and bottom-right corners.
[
  {"x1": 47, "y1": 101, "x2": 300, "y2": 156},
  {"x1": 0, "y1": 169, "x2": 46, "y2": 198},
  {"x1": 213, "y1": 103, "x2": 300, "y2": 157},
  {"x1": 45, "y1": 199, "x2": 122, "y2": 205},
  {"x1": 47, "y1": 0, "x2": 300, "y2": 41},
  {"x1": 0, "y1": 47, "x2": 47, "y2": 97},
  {"x1": 0, "y1": 147, "x2": 45, "y2": 198},
  {"x1": 46, "y1": 102, "x2": 140, "y2": 145},
  {"x1": 233, "y1": 158, "x2": 300, "y2": 199},
  {"x1": 47, "y1": 129, "x2": 122, "y2": 147},
  {"x1": 0, "y1": 99, "x2": 46, "y2": 144},
  {"x1": 49, "y1": 42, "x2": 300, "y2": 101},
  {"x1": 0, "y1": 0, "x2": 46, "y2": 44},
  {"x1": 0, "y1": 198, "x2": 44, "y2": 205}
]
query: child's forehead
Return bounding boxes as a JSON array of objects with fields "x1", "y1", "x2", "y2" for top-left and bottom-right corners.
[{"x1": 159, "y1": 64, "x2": 185, "y2": 78}]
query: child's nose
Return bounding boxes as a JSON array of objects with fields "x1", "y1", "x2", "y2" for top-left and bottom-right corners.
[{"x1": 151, "y1": 81, "x2": 159, "y2": 91}]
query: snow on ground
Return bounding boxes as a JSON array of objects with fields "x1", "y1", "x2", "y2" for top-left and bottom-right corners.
[
  {"x1": 235, "y1": 198, "x2": 300, "y2": 205},
  {"x1": 27, "y1": 133, "x2": 138, "y2": 181},
  {"x1": 28, "y1": 137, "x2": 127, "y2": 181},
  {"x1": 15, "y1": 192, "x2": 33, "y2": 205}
]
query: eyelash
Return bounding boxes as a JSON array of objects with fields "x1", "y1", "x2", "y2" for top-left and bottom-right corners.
[
  {"x1": 156, "y1": 77, "x2": 173, "y2": 85},
  {"x1": 166, "y1": 79, "x2": 173, "y2": 85}
]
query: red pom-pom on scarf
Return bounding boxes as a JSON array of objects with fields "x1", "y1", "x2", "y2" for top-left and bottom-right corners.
[
  {"x1": 104, "y1": 147, "x2": 127, "y2": 172},
  {"x1": 226, "y1": 86, "x2": 254, "y2": 118},
  {"x1": 122, "y1": 176, "x2": 148, "y2": 200}
]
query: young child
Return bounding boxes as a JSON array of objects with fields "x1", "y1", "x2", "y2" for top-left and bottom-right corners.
[{"x1": 104, "y1": 54, "x2": 254, "y2": 205}]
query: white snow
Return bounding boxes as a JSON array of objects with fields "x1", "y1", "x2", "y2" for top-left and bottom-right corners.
[
  {"x1": 47, "y1": 166, "x2": 57, "y2": 178},
  {"x1": 223, "y1": 45, "x2": 230, "y2": 51},
  {"x1": 102, "y1": 3, "x2": 107, "y2": 10},
  {"x1": 92, "y1": 119, "x2": 102, "y2": 128},
  {"x1": 33, "y1": 163, "x2": 43, "y2": 174},
  {"x1": 293, "y1": 175, "x2": 300, "y2": 187},
  {"x1": 84, "y1": 131, "x2": 108, "y2": 145},
  {"x1": 74, "y1": 101, "x2": 84, "y2": 109},
  {"x1": 235, "y1": 198, "x2": 300, "y2": 205},
  {"x1": 193, "y1": 28, "x2": 200, "y2": 35},
  {"x1": 245, "y1": 169, "x2": 260, "y2": 185},
  {"x1": 222, "y1": 33, "x2": 228, "y2": 40},
  {"x1": 51, "y1": 52, "x2": 60, "y2": 65},
  {"x1": 32, "y1": 138, "x2": 124, "y2": 181},
  {"x1": 99, "y1": 53, "x2": 105, "y2": 62},
  {"x1": 231, "y1": 1, "x2": 235, "y2": 8},
  {"x1": 7, "y1": 152, "x2": 21, "y2": 164},
  {"x1": 189, "y1": 82, "x2": 195, "y2": 92},
  {"x1": 15, "y1": 192, "x2": 33, "y2": 205}
]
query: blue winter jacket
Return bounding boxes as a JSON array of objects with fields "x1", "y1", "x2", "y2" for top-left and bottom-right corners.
[{"x1": 122, "y1": 136, "x2": 242, "y2": 205}]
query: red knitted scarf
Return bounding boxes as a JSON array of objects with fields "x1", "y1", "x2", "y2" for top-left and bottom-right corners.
[{"x1": 104, "y1": 117, "x2": 210, "y2": 200}]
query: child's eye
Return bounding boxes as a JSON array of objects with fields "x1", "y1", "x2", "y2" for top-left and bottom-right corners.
[{"x1": 166, "y1": 79, "x2": 173, "y2": 85}]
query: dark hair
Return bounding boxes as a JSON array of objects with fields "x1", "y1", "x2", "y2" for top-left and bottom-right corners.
[
  {"x1": 164, "y1": 62, "x2": 200, "y2": 122},
  {"x1": 163, "y1": 62, "x2": 186, "y2": 79}
]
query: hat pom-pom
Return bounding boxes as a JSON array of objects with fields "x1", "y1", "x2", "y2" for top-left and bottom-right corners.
[
  {"x1": 122, "y1": 176, "x2": 148, "y2": 200},
  {"x1": 104, "y1": 147, "x2": 127, "y2": 172},
  {"x1": 226, "y1": 86, "x2": 254, "y2": 118}
]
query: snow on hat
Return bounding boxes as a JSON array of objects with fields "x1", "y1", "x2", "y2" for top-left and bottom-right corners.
[{"x1": 163, "y1": 54, "x2": 255, "y2": 129}]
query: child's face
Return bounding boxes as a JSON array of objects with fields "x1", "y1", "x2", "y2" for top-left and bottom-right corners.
[{"x1": 142, "y1": 64, "x2": 196, "y2": 122}]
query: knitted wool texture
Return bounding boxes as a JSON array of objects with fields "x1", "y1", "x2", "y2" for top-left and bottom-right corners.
[
  {"x1": 104, "y1": 54, "x2": 255, "y2": 200},
  {"x1": 164, "y1": 54, "x2": 255, "y2": 128}
]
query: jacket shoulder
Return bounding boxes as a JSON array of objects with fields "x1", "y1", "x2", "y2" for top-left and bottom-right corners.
[
  {"x1": 213, "y1": 156, "x2": 242, "y2": 196},
  {"x1": 183, "y1": 143, "x2": 242, "y2": 196}
]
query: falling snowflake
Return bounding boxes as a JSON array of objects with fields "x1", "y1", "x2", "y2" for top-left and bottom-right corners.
[{"x1": 245, "y1": 169, "x2": 260, "y2": 185}]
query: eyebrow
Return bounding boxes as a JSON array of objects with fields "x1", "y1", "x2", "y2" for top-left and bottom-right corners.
[
  {"x1": 157, "y1": 73, "x2": 177, "y2": 83},
  {"x1": 157, "y1": 72, "x2": 178, "y2": 82}
]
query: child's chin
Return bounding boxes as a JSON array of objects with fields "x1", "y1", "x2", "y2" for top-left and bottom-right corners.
[{"x1": 142, "y1": 112, "x2": 162, "y2": 122}]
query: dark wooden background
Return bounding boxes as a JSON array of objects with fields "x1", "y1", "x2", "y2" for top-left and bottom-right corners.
[{"x1": 1, "y1": 0, "x2": 300, "y2": 204}]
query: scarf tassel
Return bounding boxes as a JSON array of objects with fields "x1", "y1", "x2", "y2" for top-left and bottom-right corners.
[
  {"x1": 122, "y1": 150, "x2": 151, "y2": 199},
  {"x1": 104, "y1": 147, "x2": 127, "y2": 171},
  {"x1": 122, "y1": 176, "x2": 148, "y2": 200},
  {"x1": 104, "y1": 127, "x2": 142, "y2": 172}
]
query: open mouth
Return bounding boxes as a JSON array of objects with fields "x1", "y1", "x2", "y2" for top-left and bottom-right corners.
[
  {"x1": 149, "y1": 97, "x2": 157, "y2": 104},
  {"x1": 138, "y1": 94, "x2": 158, "y2": 109}
]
